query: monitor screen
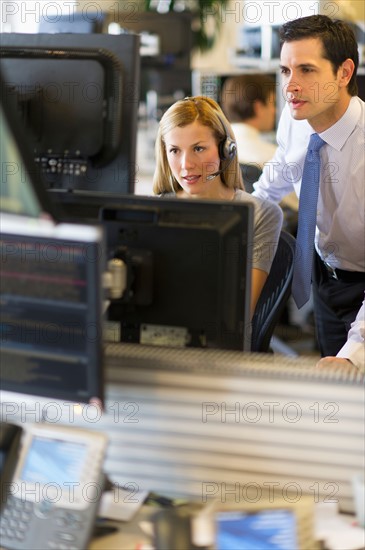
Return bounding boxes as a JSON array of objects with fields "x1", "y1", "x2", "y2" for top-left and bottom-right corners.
[
  {"x1": 38, "y1": 10, "x2": 105, "y2": 34},
  {"x1": 215, "y1": 509, "x2": 298, "y2": 550},
  {"x1": 37, "y1": 9, "x2": 193, "y2": 106},
  {"x1": 0, "y1": 68, "x2": 58, "y2": 220},
  {"x1": 101, "y1": 195, "x2": 253, "y2": 351},
  {"x1": 0, "y1": 214, "x2": 105, "y2": 405},
  {"x1": 0, "y1": 32, "x2": 140, "y2": 218}
]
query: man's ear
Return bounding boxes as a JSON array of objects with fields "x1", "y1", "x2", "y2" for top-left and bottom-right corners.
[
  {"x1": 253, "y1": 99, "x2": 265, "y2": 117},
  {"x1": 338, "y1": 58, "x2": 355, "y2": 88}
]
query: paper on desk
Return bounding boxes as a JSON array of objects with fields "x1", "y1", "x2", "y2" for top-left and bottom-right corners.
[
  {"x1": 315, "y1": 503, "x2": 365, "y2": 550},
  {"x1": 324, "y1": 530, "x2": 365, "y2": 550},
  {"x1": 99, "y1": 486, "x2": 149, "y2": 522}
]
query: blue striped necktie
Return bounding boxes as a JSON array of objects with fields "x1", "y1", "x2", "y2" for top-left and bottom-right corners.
[{"x1": 292, "y1": 133, "x2": 326, "y2": 309}]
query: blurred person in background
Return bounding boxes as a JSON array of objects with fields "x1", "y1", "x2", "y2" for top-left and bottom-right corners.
[{"x1": 221, "y1": 73, "x2": 277, "y2": 172}]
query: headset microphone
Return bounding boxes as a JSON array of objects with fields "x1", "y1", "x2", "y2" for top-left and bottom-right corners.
[{"x1": 206, "y1": 150, "x2": 236, "y2": 181}]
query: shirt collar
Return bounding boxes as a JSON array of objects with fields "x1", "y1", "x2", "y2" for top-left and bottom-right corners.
[{"x1": 319, "y1": 96, "x2": 362, "y2": 151}]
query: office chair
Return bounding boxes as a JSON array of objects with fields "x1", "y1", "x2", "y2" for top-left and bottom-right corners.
[
  {"x1": 251, "y1": 230, "x2": 296, "y2": 352},
  {"x1": 240, "y1": 163, "x2": 262, "y2": 194}
]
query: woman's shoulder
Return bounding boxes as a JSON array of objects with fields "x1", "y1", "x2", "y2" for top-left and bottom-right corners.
[{"x1": 234, "y1": 189, "x2": 282, "y2": 218}]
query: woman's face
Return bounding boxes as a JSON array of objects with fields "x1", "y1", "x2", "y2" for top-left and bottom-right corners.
[{"x1": 164, "y1": 120, "x2": 222, "y2": 198}]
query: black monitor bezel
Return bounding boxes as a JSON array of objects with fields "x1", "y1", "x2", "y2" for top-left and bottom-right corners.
[
  {"x1": 0, "y1": 68, "x2": 61, "y2": 221},
  {"x1": 0, "y1": 32, "x2": 140, "y2": 201},
  {"x1": 101, "y1": 195, "x2": 254, "y2": 351}
]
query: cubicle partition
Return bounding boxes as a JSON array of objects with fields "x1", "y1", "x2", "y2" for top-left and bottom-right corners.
[{"x1": 3, "y1": 344, "x2": 360, "y2": 515}]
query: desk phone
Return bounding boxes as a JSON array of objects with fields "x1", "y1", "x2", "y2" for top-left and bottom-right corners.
[{"x1": 0, "y1": 423, "x2": 107, "y2": 550}]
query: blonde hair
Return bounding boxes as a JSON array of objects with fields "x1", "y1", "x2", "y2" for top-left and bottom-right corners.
[{"x1": 152, "y1": 96, "x2": 244, "y2": 194}]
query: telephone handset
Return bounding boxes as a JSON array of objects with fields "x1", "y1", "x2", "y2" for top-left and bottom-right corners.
[{"x1": 0, "y1": 423, "x2": 108, "y2": 550}]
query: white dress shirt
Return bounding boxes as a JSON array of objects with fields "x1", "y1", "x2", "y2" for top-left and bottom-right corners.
[
  {"x1": 253, "y1": 96, "x2": 365, "y2": 272},
  {"x1": 231, "y1": 122, "x2": 277, "y2": 169},
  {"x1": 337, "y1": 299, "x2": 365, "y2": 371}
]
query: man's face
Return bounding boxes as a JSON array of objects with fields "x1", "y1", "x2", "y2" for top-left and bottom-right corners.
[{"x1": 280, "y1": 37, "x2": 350, "y2": 132}]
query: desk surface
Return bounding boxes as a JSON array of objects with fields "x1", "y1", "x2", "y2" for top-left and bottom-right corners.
[
  {"x1": 91, "y1": 508, "x2": 154, "y2": 550},
  {"x1": 90, "y1": 507, "x2": 365, "y2": 550},
  {"x1": 91, "y1": 527, "x2": 146, "y2": 550}
]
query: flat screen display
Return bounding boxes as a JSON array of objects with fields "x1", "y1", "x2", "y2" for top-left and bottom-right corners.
[
  {"x1": 0, "y1": 32, "x2": 140, "y2": 216},
  {"x1": 21, "y1": 437, "x2": 87, "y2": 485},
  {"x1": 215, "y1": 509, "x2": 298, "y2": 550},
  {"x1": 0, "y1": 217, "x2": 105, "y2": 405},
  {"x1": 102, "y1": 195, "x2": 253, "y2": 351}
]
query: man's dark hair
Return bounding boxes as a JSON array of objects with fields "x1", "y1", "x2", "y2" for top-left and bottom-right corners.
[
  {"x1": 220, "y1": 74, "x2": 276, "y2": 122},
  {"x1": 280, "y1": 15, "x2": 359, "y2": 96}
]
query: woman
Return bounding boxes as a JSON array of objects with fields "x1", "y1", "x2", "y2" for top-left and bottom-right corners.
[{"x1": 153, "y1": 96, "x2": 283, "y2": 316}]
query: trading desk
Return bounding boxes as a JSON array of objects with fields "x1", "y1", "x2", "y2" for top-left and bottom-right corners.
[
  {"x1": 89, "y1": 505, "x2": 365, "y2": 550},
  {"x1": 100, "y1": 344, "x2": 364, "y2": 514},
  {"x1": 91, "y1": 513, "x2": 152, "y2": 549},
  {"x1": 2, "y1": 344, "x2": 363, "y2": 513},
  {"x1": 63, "y1": 342, "x2": 365, "y2": 550},
  {"x1": 1, "y1": 343, "x2": 364, "y2": 549}
]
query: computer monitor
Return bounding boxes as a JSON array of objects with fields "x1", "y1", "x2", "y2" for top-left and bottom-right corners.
[
  {"x1": 0, "y1": 68, "x2": 58, "y2": 220},
  {"x1": 101, "y1": 195, "x2": 253, "y2": 351},
  {"x1": 0, "y1": 215, "x2": 105, "y2": 406},
  {"x1": 38, "y1": 10, "x2": 105, "y2": 34},
  {"x1": 38, "y1": 9, "x2": 193, "y2": 107},
  {"x1": 0, "y1": 32, "x2": 140, "y2": 219},
  {"x1": 104, "y1": 10, "x2": 193, "y2": 104},
  {"x1": 0, "y1": 68, "x2": 105, "y2": 407}
]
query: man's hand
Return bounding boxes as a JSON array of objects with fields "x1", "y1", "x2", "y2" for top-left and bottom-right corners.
[
  {"x1": 316, "y1": 357, "x2": 362, "y2": 376},
  {"x1": 316, "y1": 357, "x2": 351, "y2": 367}
]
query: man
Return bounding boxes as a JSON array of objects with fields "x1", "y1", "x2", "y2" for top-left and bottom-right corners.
[
  {"x1": 220, "y1": 74, "x2": 277, "y2": 170},
  {"x1": 221, "y1": 73, "x2": 298, "y2": 216},
  {"x1": 253, "y1": 15, "x2": 365, "y2": 366}
]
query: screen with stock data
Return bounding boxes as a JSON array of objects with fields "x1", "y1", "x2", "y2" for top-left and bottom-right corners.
[{"x1": 0, "y1": 218, "x2": 105, "y2": 404}]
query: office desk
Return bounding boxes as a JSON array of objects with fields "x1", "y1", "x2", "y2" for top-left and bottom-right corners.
[
  {"x1": 91, "y1": 525, "x2": 149, "y2": 550},
  {"x1": 101, "y1": 345, "x2": 363, "y2": 515},
  {"x1": 90, "y1": 505, "x2": 365, "y2": 550},
  {"x1": 1, "y1": 344, "x2": 363, "y2": 550},
  {"x1": 91, "y1": 508, "x2": 154, "y2": 550},
  {"x1": 1, "y1": 509, "x2": 363, "y2": 550}
]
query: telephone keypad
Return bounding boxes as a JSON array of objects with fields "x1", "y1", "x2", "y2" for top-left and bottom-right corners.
[
  {"x1": 0, "y1": 426, "x2": 107, "y2": 550},
  {"x1": 0, "y1": 496, "x2": 90, "y2": 549},
  {"x1": 0, "y1": 496, "x2": 31, "y2": 540}
]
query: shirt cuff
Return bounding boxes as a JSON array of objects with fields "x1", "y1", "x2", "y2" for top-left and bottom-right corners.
[{"x1": 337, "y1": 341, "x2": 365, "y2": 372}]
